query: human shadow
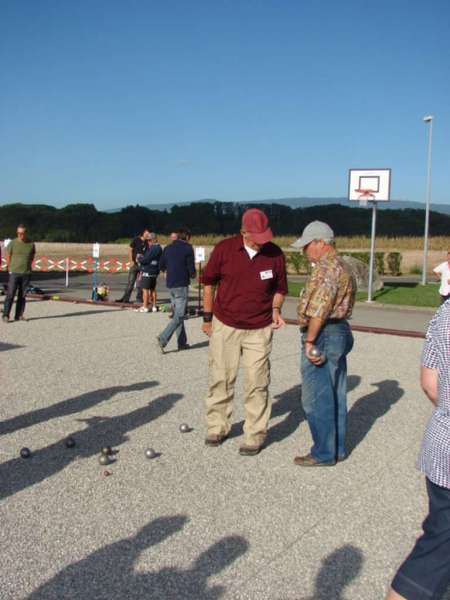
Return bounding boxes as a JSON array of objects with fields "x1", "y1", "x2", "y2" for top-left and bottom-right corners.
[
  {"x1": 0, "y1": 341, "x2": 24, "y2": 352},
  {"x1": 27, "y1": 309, "x2": 117, "y2": 321},
  {"x1": 0, "y1": 392, "x2": 182, "y2": 500},
  {"x1": 0, "y1": 381, "x2": 159, "y2": 436},
  {"x1": 346, "y1": 380, "x2": 404, "y2": 456},
  {"x1": 27, "y1": 516, "x2": 249, "y2": 599},
  {"x1": 296, "y1": 544, "x2": 364, "y2": 600},
  {"x1": 263, "y1": 375, "x2": 361, "y2": 447},
  {"x1": 163, "y1": 341, "x2": 210, "y2": 354}
]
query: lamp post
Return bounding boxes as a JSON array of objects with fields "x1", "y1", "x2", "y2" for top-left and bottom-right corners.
[{"x1": 421, "y1": 115, "x2": 434, "y2": 285}]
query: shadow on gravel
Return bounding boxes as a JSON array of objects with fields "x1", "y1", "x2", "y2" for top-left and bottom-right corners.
[
  {"x1": 262, "y1": 374, "x2": 361, "y2": 448},
  {"x1": 346, "y1": 379, "x2": 404, "y2": 456},
  {"x1": 27, "y1": 309, "x2": 117, "y2": 321},
  {"x1": 162, "y1": 340, "x2": 210, "y2": 354},
  {"x1": 0, "y1": 391, "x2": 182, "y2": 500},
  {"x1": 0, "y1": 381, "x2": 159, "y2": 437},
  {"x1": 27, "y1": 516, "x2": 248, "y2": 599},
  {"x1": 0, "y1": 341, "x2": 24, "y2": 352},
  {"x1": 296, "y1": 544, "x2": 364, "y2": 600}
]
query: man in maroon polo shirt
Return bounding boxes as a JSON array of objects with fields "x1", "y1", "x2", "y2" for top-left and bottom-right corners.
[{"x1": 201, "y1": 208, "x2": 288, "y2": 455}]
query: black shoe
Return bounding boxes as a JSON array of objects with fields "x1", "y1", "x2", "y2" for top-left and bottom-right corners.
[
  {"x1": 205, "y1": 434, "x2": 229, "y2": 447},
  {"x1": 115, "y1": 299, "x2": 124, "y2": 303},
  {"x1": 239, "y1": 444, "x2": 262, "y2": 456},
  {"x1": 156, "y1": 337, "x2": 166, "y2": 354},
  {"x1": 178, "y1": 344, "x2": 190, "y2": 351}
]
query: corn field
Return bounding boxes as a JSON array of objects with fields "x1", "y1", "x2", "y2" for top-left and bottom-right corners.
[{"x1": 114, "y1": 235, "x2": 450, "y2": 250}]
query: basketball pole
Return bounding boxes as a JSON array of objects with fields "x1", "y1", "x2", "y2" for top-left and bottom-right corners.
[
  {"x1": 421, "y1": 116, "x2": 433, "y2": 286},
  {"x1": 367, "y1": 202, "x2": 377, "y2": 302}
]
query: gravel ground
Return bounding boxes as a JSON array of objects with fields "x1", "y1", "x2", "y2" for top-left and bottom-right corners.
[{"x1": 0, "y1": 299, "x2": 448, "y2": 600}]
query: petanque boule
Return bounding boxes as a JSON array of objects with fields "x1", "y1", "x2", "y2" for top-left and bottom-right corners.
[
  {"x1": 99, "y1": 454, "x2": 110, "y2": 466},
  {"x1": 20, "y1": 447, "x2": 31, "y2": 459},
  {"x1": 145, "y1": 448, "x2": 157, "y2": 459},
  {"x1": 65, "y1": 437, "x2": 76, "y2": 448},
  {"x1": 309, "y1": 346, "x2": 325, "y2": 360},
  {"x1": 101, "y1": 446, "x2": 113, "y2": 456},
  {"x1": 179, "y1": 423, "x2": 191, "y2": 433}
]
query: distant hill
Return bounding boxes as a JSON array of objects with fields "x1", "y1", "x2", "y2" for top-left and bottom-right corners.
[{"x1": 124, "y1": 197, "x2": 450, "y2": 216}]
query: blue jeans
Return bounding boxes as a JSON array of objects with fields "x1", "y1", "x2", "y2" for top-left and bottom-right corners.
[
  {"x1": 3, "y1": 273, "x2": 31, "y2": 320},
  {"x1": 158, "y1": 287, "x2": 188, "y2": 348},
  {"x1": 120, "y1": 263, "x2": 143, "y2": 303},
  {"x1": 300, "y1": 320, "x2": 354, "y2": 463},
  {"x1": 392, "y1": 478, "x2": 450, "y2": 600}
]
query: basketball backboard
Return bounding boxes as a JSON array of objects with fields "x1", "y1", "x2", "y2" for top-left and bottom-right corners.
[{"x1": 348, "y1": 168, "x2": 391, "y2": 202}]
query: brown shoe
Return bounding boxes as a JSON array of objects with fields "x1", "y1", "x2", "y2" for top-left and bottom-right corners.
[
  {"x1": 205, "y1": 434, "x2": 228, "y2": 447},
  {"x1": 239, "y1": 444, "x2": 262, "y2": 456},
  {"x1": 293, "y1": 453, "x2": 336, "y2": 467}
]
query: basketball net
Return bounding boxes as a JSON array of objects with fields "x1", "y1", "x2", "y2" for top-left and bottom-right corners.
[{"x1": 355, "y1": 188, "x2": 376, "y2": 208}]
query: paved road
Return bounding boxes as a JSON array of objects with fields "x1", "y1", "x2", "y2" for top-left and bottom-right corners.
[
  {"x1": 282, "y1": 296, "x2": 434, "y2": 334},
  {"x1": 0, "y1": 271, "x2": 435, "y2": 333},
  {"x1": 1, "y1": 300, "x2": 449, "y2": 599}
]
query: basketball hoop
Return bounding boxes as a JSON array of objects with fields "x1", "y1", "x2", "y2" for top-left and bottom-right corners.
[{"x1": 355, "y1": 188, "x2": 376, "y2": 208}]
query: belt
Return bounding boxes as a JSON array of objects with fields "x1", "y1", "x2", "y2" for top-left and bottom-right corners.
[{"x1": 300, "y1": 318, "x2": 345, "y2": 333}]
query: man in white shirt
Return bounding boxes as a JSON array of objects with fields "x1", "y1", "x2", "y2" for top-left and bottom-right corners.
[{"x1": 433, "y1": 251, "x2": 450, "y2": 304}]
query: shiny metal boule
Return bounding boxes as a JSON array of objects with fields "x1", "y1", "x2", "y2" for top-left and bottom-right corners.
[
  {"x1": 101, "y1": 446, "x2": 112, "y2": 456},
  {"x1": 179, "y1": 423, "x2": 190, "y2": 433},
  {"x1": 99, "y1": 454, "x2": 110, "y2": 466},
  {"x1": 145, "y1": 448, "x2": 157, "y2": 459},
  {"x1": 20, "y1": 447, "x2": 31, "y2": 459},
  {"x1": 309, "y1": 346, "x2": 325, "y2": 361}
]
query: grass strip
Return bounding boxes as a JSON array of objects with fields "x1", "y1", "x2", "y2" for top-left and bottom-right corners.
[{"x1": 287, "y1": 281, "x2": 440, "y2": 308}]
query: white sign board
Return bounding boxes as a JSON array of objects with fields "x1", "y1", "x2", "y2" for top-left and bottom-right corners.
[
  {"x1": 3, "y1": 238, "x2": 11, "y2": 248},
  {"x1": 92, "y1": 243, "x2": 100, "y2": 258},
  {"x1": 195, "y1": 247, "x2": 205, "y2": 263},
  {"x1": 348, "y1": 168, "x2": 391, "y2": 202}
]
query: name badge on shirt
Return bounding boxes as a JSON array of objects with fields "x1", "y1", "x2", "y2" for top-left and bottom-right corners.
[{"x1": 260, "y1": 269, "x2": 273, "y2": 280}]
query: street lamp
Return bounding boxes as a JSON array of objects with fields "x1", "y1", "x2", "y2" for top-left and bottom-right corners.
[{"x1": 421, "y1": 115, "x2": 434, "y2": 285}]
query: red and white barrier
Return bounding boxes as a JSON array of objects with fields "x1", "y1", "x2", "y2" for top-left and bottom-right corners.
[{"x1": 0, "y1": 256, "x2": 132, "y2": 273}]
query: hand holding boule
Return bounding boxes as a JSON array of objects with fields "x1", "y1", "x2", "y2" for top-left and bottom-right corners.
[{"x1": 306, "y1": 344, "x2": 325, "y2": 365}]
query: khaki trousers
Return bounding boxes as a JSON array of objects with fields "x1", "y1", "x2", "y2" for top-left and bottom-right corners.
[{"x1": 206, "y1": 317, "x2": 274, "y2": 446}]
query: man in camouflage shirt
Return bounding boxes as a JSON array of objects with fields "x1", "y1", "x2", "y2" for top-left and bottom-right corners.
[{"x1": 292, "y1": 221, "x2": 356, "y2": 466}]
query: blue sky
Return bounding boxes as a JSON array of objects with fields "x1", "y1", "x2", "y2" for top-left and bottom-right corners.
[{"x1": 1, "y1": 0, "x2": 449, "y2": 209}]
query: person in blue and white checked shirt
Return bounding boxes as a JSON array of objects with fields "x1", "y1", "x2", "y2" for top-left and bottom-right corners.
[{"x1": 386, "y1": 303, "x2": 450, "y2": 600}]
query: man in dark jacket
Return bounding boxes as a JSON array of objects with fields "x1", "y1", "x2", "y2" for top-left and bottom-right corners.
[
  {"x1": 115, "y1": 229, "x2": 150, "y2": 304},
  {"x1": 156, "y1": 228, "x2": 196, "y2": 352},
  {"x1": 135, "y1": 233, "x2": 162, "y2": 313}
]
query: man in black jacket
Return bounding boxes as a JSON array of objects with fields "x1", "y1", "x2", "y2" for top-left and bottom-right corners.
[
  {"x1": 157, "y1": 228, "x2": 196, "y2": 352},
  {"x1": 116, "y1": 229, "x2": 150, "y2": 304}
]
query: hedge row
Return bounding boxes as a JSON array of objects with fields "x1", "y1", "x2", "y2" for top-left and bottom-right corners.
[{"x1": 286, "y1": 251, "x2": 402, "y2": 276}]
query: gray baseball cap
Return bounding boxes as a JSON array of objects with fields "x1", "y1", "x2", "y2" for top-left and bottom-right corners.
[{"x1": 291, "y1": 221, "x2": 335, "y2": 249}]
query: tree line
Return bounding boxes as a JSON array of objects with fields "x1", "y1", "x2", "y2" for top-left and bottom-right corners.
[{"x1": 0, "y1": 201, "x2": 447, "y2": 242}]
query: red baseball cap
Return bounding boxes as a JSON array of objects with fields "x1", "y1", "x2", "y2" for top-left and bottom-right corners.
[{"x1": 241, "y1": 208, "x2": 273, "y2": 245}]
